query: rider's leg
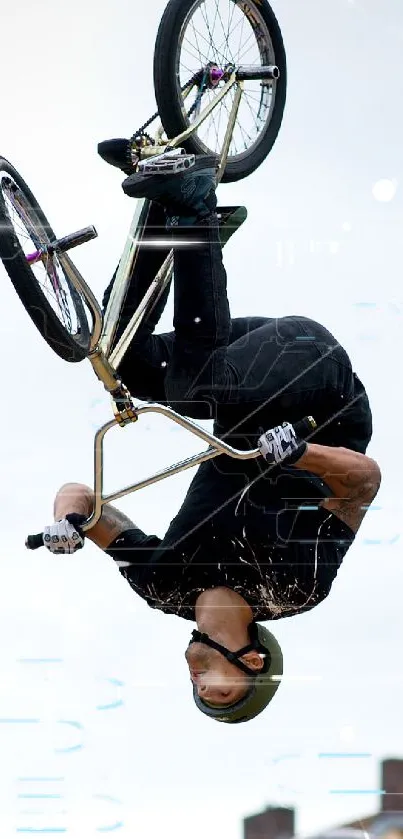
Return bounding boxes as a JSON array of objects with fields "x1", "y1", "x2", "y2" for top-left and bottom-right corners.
[
  {"x1": 116, "y1": 318, "x2": 273, "y2": 410},
  {"x1": 120, "y1": 159, "x2": 371, "y2": 449},
  {"x1": 119, "y1": 156, "x2": 237, "y2": 416},
  {"x1": 102, "y1": 191, "x2": 265, "y2": 408},
  {"x1": 102, "y1": 201, "x2": 171, "y2": 349},
  {"x1": 165, "y1": 223, "x2": 371, "y2": 450},
  {"x1": 161, "y1": 211, "x2": 358, "y2": 435},
  {"x1": 98, "y1": 203, "x2": 268, "y2": 407}
]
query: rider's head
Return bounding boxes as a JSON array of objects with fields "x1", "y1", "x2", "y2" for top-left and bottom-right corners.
[
  {"x1": 185, "y1": 636, "x2": 264, "y2": 705},
  {"x1": 185, "y1": 590, "x2": 283, "y2": 723}
]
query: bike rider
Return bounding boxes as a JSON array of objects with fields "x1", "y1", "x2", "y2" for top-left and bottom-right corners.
[{"x1": 36, "y1": 152, "x2": 380, "y2": 724}]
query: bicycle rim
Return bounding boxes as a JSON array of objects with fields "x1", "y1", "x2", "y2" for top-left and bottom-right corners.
[
  {"x1": 176, "y1": 0, "x2": 277, "y2": 160},
  {"x1": 0, "y1": 172, "x2": 84, "y2": 340}
]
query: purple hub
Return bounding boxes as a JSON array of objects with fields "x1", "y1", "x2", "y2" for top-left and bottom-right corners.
[
  {"x1": 210, "y1": 66, "x2": 225, "y2": 86},
  {"x1": 27, "y1": 250, "x2": 41, "y2": 265}
]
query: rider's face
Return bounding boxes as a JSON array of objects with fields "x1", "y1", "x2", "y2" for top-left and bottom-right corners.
[{"x1": 184, "y1": 642, "x2": 250, "y2": 706}]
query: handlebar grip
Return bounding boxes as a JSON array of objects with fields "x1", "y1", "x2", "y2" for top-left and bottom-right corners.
[{"x1": 26, "y1": 533, "x2": 44, "y2": 550}]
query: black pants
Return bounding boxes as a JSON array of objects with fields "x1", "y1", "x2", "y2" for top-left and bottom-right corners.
[{"x1": 108, "y1": 204, "x2": 372, "y2": 455}]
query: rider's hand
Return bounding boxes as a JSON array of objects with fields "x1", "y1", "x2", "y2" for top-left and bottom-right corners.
[
  {"x1": 43, "y1": 513, "x2": 87, "y2": 554},
  {"x1": 258, "y1": 422, "x2": 307, "y2": 466}
]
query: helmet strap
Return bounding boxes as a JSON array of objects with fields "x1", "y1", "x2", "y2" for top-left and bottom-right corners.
[{"x1": 189, "y1": 621, "x2": 270, "y2": 676}]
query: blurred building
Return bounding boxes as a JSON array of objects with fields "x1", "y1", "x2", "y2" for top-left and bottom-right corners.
[
  {"x1": 244, "y1": 805, "x2": 295, "y2": 839},
  {"x1": 243, "y1": 759, "x2": 403, "y2": 839}
]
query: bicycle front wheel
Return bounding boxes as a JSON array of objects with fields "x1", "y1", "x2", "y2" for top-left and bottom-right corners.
[
  {"x1": 0, "y1": 158, "x2": 90, "y2": 363},
  {"x1": 153, "y1": 0, "x2": 287, "y2": 183}
]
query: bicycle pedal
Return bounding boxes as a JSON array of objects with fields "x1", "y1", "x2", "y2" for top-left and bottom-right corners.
[{"x1": 138, "y1": 152, "x2": 195, "y2": 175}]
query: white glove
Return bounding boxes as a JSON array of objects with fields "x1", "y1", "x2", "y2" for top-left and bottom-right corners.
[
  {"x1": 43, "y1": 515, "x2": 85, "y2": 554},
  {"x1": 258, "y1": 421, "x2": 307, "y2": 466}
]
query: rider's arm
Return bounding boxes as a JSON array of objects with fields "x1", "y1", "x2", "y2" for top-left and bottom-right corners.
[
  {"x1": 53, "y1": 483, "x2": 138, "y2": 550},
  {"x1": 292, "y1": 445, "x2": 381, "y2": 533}
]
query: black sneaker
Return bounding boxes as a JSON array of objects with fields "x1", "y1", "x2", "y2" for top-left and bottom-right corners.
[
  {"x1": 97, "y1": 138, "x2": 135, "y2": 175},
  {"x1": 122, "y1": 154, "x2": 220, "y2": 227}
]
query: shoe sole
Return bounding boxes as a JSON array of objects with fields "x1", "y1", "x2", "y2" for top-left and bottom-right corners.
[{"x1": 122, "y1": 154, "x2": 220, "y2": 199}]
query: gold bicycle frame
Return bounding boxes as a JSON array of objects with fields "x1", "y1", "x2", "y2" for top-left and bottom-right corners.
[{"x1": 55, "y1": 73, "x2": 269, "y2": 532}]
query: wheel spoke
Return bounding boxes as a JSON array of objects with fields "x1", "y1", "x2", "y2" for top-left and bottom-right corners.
[
  {"x1": 242, "y1": 91, "x2": 262, "y2": 135},
  {"x1": 0, "y1": 175, "x2": 80, "y2": 336},
  {"x1": 199, "y1": 3, "x2": 220, "y2": 63},
  {"x1": 236, "y1": 33, "x2": 259, "y2": 63},
  {"x1": 227, "y1": 0, "x2": 237, "y2": 36},
  {"x1": 192, "y1": 9, "x2": 234, "y2": 66},
  {"x1": 177, "y1": 0, "x2": 280, "y2": 163},
  {"x1": 183, "y1": 35, "x2": 209, "y2": 65},
  {"x1": 213, "y1": 1, "x2": 237, "y2": 66},
  {"x1": 213, "y1": 10, "x2": 248, "y2": 58},
  {"x1": 190, "y1": 20, "x2": 210, "y2": 64},
  {"x1": 236, "y1": 9, "x2": 247, "y2": 64}
]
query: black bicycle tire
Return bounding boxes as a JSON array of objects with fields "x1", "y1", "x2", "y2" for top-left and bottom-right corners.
[
  {"x1": 153, "y1": 0, "x2": 287, "y2": 183},
  {"x1": 0, "y1": 157, "x2": 90, "y2": 363}
]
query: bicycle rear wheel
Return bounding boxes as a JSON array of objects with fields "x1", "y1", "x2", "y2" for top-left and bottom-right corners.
[
  {"x1": 153, "y1": 0, "x2": 287, "y2": 183},
  {"x1": 0, "y1": 158, "x2": 90, "y2": 362}
]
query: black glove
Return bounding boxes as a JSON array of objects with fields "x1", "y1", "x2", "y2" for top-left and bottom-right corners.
[{"x1": 42, "y1": 513, "x2": 88, "y2": 555}]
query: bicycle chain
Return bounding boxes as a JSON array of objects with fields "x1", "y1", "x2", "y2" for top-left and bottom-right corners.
[
  {"x1": 186, "y1": 68, "x2": 210, "y2": 122},
  {"x1": 129, "y1": 71, "x2": 202, "y2": 146}
]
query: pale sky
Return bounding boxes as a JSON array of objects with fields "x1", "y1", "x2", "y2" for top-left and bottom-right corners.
[{"x1": 1, "y1": 0, "x2": 402, "y2": 836}]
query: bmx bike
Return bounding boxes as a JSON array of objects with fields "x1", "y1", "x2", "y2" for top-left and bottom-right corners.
[{"x1": 0, "y1": 0, "x2": 311, "y2": 544}]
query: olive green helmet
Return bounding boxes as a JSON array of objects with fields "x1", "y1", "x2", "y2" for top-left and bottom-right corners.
[{"x1": 190, "y1": 622, "x2": 283, "y2": 724}]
